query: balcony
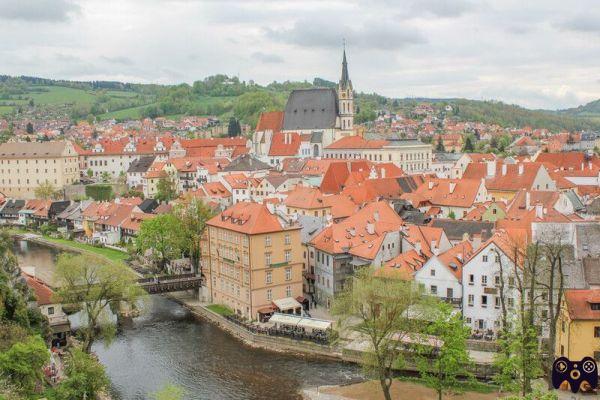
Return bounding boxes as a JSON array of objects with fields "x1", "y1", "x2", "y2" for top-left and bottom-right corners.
[{"x1": 441, "y1": 297, "x2": 462, "y2": 306}]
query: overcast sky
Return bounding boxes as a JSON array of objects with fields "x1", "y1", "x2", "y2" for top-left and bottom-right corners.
[{"x1": 1, "y1": 0, "x2": 599, "y2": 110}]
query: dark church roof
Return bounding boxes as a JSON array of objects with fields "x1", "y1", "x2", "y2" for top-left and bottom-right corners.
[
  {"x1": 222, "y1": 154, "x2": 272, "y2": 172},
  {"x1": 283, "y1": 88, "x2": 339, "y2": 131}
]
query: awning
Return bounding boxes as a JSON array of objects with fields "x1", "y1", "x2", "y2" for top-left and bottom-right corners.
[
  {"x1": 350, "y1": 259, "x2": 371, "y2": 267},
  {"x1": 257, "y1": 306, "x2": 276, "y2": 314},
  {"x1": 268, "y1": 313, "x2": 333, "y2": 331},
  {"x1": 273, "y1": 297, "x2": 302, "y2": 311}
]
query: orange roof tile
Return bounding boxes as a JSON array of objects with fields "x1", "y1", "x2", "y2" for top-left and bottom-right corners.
[
  {"x1": 325, "y1": 136, "x2": 388, "y2": 149},
  {"x1": 255, "y1": 111, "x2": 284, "y2": 133},
  {"x1": 207, "y1": 202, "x2": 295, "y2": 235},
  {"x1": 564, "y1": 289, "x2": 600, "y2": 320},
  {"x1": 268, "y1": 132, "x2": 301, "y2": 156}
]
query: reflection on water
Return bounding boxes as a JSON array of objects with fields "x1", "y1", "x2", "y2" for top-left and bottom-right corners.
[{"x1": 13, "y1": 239, "x2": 362, "y2": 399}]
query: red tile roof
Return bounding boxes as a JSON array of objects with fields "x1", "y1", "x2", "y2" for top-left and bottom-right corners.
[
  {"x1": 207, "y1": 202, "x2": 296, "y2": 235},
  {"x1": 564, "y1": 289, "x2": 600, "y2": 320},
  {"x1": 414, "y1": 178, "x2": 483, "y2": 208},
  {"x1": 255, "y1": 111, "x2": 284, "y2": 133},
  {"x1": 378, "y1": 249, "x2": 427, "y2": 280},
  {"x1": 23, "y1": 273, "x2": 55, "y2": 305},
  {"x1": 268, "y1": 132, "x2": 301, "y2": 156},
  {"x1": 325, "y1": 136, "x2": 388, "y2": 149}
]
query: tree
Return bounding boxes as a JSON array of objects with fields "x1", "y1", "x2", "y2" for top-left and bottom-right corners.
[
  {"x1": 55, "y1": 348, "x2": 109, "y2": 399},
  {"x1": 151, "y1": 383, "x2": 185, "y2": 400},
  {"x1": 100, "y1": 171, "x2": 112, "y2": 183},
  {"x1": 0, "y1": 335, "x2": 49, "y2": 393},
  {"x1": 25, "y1": 122, "x2": 33, "y2": 135},
  {"x1": 28, "y1": 99, "x2": 34, "y2": 107},
  {"x1": 54, "y1": 253, "x2": 145, "y2": 353},
  {"x1": 332, "y1": 267, "x2": 429, "y2": 400},
  {"x1": 135, "y1": 214, "x2": 187, "y2": 271},
  {"x1": 228, "y1": 117, "x2": 241, "y2": 137},
  {"x1": 87, "y1": 168, "x2": 93, "y2": 178},
  {"x1": 174, "y1": 200, "x2": 214, "y2": 274},
  {"x1": 415, "y1": 302, "x2": 473, "y2": 400},
  {"x1": 448, "y1": 211, "x2": 456, "y2": 220},
  {"x1": 34, "y1": 180, "x2": 60, "y2": 200},
  {"x1": 436, "y1": 136, "x2": 445, "y2": 152},
  {"x1": 463, "y1": 135, "x2": 475, "y2": 152},
  {"x1": 155, "y1": 177, "x2": 178, "y2": 202},
  {"x1": 85, "y1": 184, "x2": 114, "y2": 201}
]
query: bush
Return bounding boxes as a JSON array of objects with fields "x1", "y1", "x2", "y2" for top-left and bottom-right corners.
[{"x1": 85, "y1": 184, "x2": 114, "y2": 201}]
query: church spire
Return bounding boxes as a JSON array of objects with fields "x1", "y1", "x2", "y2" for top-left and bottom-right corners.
[{"x1": 340, "y1": 42, "x2": 351, "y2": 90}]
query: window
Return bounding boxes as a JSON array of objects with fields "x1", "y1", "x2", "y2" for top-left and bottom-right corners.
[
  {"x1": 265, "y1": 271, "x2": 272, "y2": 284},
  {"x1": 508, "y1": 277, "x2": 515, "y2": 286},
  {"x1": 495, "y1": 255, "x2": 500, "y2": 262},
  {"x1": 266, "y1": 289, "x2": 272, "y2": 301},
  {"x1": 446, "y1": 288, "x2": 453, "y2": 298},
  {"x1": 495, "y1": 275, "x2": 500, "y2": 286},
  {"x1": 481, "y1": 275, "x2": 488, "y2": 286},
  {"x1": 284, "y1": 234, "x2": 291, "y2": 245},
  {"x1": 481, "y1": 295, "x2": 488, "y2": 307},
  {"x1": 468, "y1": 274, "x2": 474, "y2": 285},
  {"x1": 430, "y1": 269, "x2": 436, "y2": 277},
  {"x1": 265, "y1": 236, "x2": 271, "y2": 246},
  {"x1": 508, "y1": 298, "x2": 514, "y2": 308},
  {"x1": 285, "y1": 250, "x2": 291, "y2": 262},
  {"x1": 286, "y1": 285, "x2": 292, "y2": 298},
  {"x1": 495, "y1": 297, "x2": 500, "y2": 308},
  {"x1": 482, "y1": 255, "x2": 488, "y2": 262},
  {"x1": 561, "y1": 320, "x2": 566, "y2": 332},
  {"x1": 542, "y1": 309, "x2": 548, "y2": 319},
  {"x1": 595, "y1": 327, "x2": 600, "y2": 338},
  {"x1": 591, "y1": 303, "x2": 600, "y2": 311},
  {"x1": 285, "y1": 268, "x2": 291, "y2": 281},
  {"x1": 265, "y1": 253, "x2": 271, "y2": 266},
  {"x1": 47, "y1": 307, "x2": 54, "y2": 315},
  {"x1": 466, "y1": 317, "x2": 472, "y2": 324},
  {"x1": 468, "y1": 294, "x2": 474, "y2": 306},
  {"x1": 430, "y1": 285, "x2": 437, "y2": 295}
]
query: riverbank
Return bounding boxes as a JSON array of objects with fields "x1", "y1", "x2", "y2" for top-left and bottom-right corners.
[
  {"x1": 303, "y1": 380, "x2": 507, "y2": 400},
  {"x1": 7, "y1": 228, "x2": 128, "y2": 263}
]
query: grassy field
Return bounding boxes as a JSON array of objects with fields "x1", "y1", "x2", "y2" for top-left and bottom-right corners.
[
  {"x1": 28, "y1": 85, "x2": 97, "y2": 105},
  {"x1": 207, "y1": 304, "x2": 234, "y2": 316},
  {"x1": 97, "y1": 103, "x2": 154, "y2": 120},
  {"x1": 0, "y1": 105, "x2": 14, "y2": 116},
  {"x1": 41, "y1": 236, "x2": 129, "y2": 263}
]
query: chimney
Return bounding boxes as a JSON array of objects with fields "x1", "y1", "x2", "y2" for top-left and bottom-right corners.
[
  {"x1": 449, "y1": 182, "x2": 456, "y2": 194},
  {"x1": 525, "y1": 191, "x2": 531, "y2": 209},
  {"x1": 381, "y1": 168, "x2": 386, "y2": 178},
  {"x1": 373, "y1": 211, "x2": 380, "y2": 221},
  {"x1": 428, "y1": 181, "x2": 435, "y2": 190},
  {"x1": 366, "y1": 223, "x2": 375, "y2": 235},
  {"x1": 457, "y1": 253, "x2": 463, "y2": 262},
  {"x1": 501, "y1": 164, "x2": 507, "y2": 176},
  {"x1": 518, "y1": 163, "x2": 524, "y2": 175},
  {"x1": 486, "y1": 160, "x2": 497, "y2": 177},
  {"x1": 581, "y1": 162, "x2": 584, "y2": 171},
  {"x1": 431, "y1": 240, "x2": 439, "y2": 255},
  {"x1": 535, "y1": 203, "x2": 543, "y2": 219}
]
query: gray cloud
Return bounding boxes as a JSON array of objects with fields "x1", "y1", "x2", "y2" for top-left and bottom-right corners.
[
  {"x1": 101, "y1": 56, "x2": 135, "y2": 66},
  {"x1": 410, "y1": 0, "x2": 476, "y2": 18},
  {"x1": 0, "y1": 0, "x2": 80, "y2": 22},
  {"x1": 251, "y1": 52, "x2": 284, "y2": 63},
  {"x1": 556, "y1": 14, "x2": 600, "y2": 33},
  {"x1": 265, "y1": 18, "x2": 426, "y2": 50}
]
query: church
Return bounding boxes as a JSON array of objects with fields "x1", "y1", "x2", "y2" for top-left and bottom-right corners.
[{"x1": 253, "y1": 48, "x2": 356, "y2": 162}]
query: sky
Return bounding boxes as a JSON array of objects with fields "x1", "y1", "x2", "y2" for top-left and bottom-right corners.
[{"x1": 1, "y1": 0, "x2": 599, "y2": 110}]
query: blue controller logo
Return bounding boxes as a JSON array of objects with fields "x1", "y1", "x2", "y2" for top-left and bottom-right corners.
[{"x1": 552, "y1": 357, "x2": 598, "y2": 393}]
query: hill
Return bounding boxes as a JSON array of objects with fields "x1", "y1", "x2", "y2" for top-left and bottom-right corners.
[{"x1": 0, "y1": 75, "x2": 599, "y2": 132}]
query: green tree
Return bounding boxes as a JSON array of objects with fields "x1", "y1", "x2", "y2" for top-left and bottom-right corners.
[
  {"x1": 55, "y1": 348, "x2": 109, "y2": 400},
  {"x1": 228, "y1": 116, "x2": 241, "y2": 137},
  {"x1": 463, "y1": 135, "x2": 475, "y2": 152},
  {"x1": 415, "y1": 302, "x2": 473, "y2": 400},
  {"x1": 54, "y1": 253, "x2": 145, "y2": 353},
  {"x1": 135, "y1": 213, "x2": 187, "y2": 271},
  {"x1": 100, "y1": 171, "x2": 112, "y2": 183},
  {"x1": 25, "y1": 122, "x2": 33, "y2": 135},
  {"x1": 34, "y1": 180, "x2": 60, "y2": 200},
  {"x1": 448, "y1": 211, "x2": 456, "y2": 220},
  {"x1": 233, "y1": 91, "x2": 283, "y2": 127},
  {"x1": 151, "y1": 383, "x2": 185, "y2": 400},
  {"x1": 155, "y1": 177, "x2": 178, "y2": 202},
  {"x1": 436, "y1": 136, "x2": 445, "y2": 152},
  {"x1": 332, "y1": 267, "x2": 429, "y2": 400},
  {"x1": 0, "y1": 335, "x2": 49, "y2": 393},
  {"x1": 86, "y1": 168, "x2": 93, "y2": 178},
  {"x1": 174, "y1": 200, "x2": 214, "y2": 273}
]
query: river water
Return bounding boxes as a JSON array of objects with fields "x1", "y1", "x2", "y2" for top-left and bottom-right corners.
[{"x1": 13, "y1": 239, "x2": 363, "y2": 399}]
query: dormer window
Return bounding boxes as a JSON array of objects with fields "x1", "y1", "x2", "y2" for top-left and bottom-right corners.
[{"x1": 591, "y1": 303, "x2": 600, "y2": 311}]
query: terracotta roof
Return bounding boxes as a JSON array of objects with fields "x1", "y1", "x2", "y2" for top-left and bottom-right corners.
[
  {"x1": 414, "y1": 178, "x2": 483, "y2": 208},
  {"x1": 120, "y1": 212, "x2": 155, "y2": 232},
  {"x1": 403, "y1": 224, "x2": 446, "y2": 258},
  {"x1": 268, "y1": 132, "x2": 301, "y2": 156},
  {"x1": 284, "y1": 185, "x2": 327, "y2": 209},
  {"x1": 325, "y1": 136, "x2": 388, "y2": 149},
  {"x1": 196, "y1": 182, "x2": 232, "y2": 199},
  {"x1": 320, "y1": 162, "x2": 351, "y2": 194},
  {"x1": 342, "y1": 178, "x2": 405, "y2": 204},
  {"x1": 564, "y1": 289, "x2": 600, "y2": 320},
  {"x1": 23, "y1": 273, "x2": 55, "y2": 305},
  {"x1": 467, "y1": 229, "x2": 527, "y2": 266},
  {"x1": 536, "y1": 152, "x2": 600, "y2": 171},
  {"x1": 437, "y1": 240, "x2": 473, "y2": 280},
  {"x1": 223, "y1": 173, "x2": 249, "y2": 190},
  {"x1": 255, "y1": 111, "x2": 284, "y2": 133},
  {"x1": 310, "y1": 201, "x2": 403, "y2": 258},
  {"x1": 464, "y1": 162, "x2": 546, "y2": 192},
  {"x1": 207, "y1": 201, "x2": 295, "y2": 235},
  {"x1": 377, "y1": 249, "x2": 427, "y2": 280}
]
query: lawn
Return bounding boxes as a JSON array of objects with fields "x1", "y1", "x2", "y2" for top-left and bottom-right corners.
[
  {"x1": 0, "y1": 105, "x2": 14, "y2": 116},
  {"x1": 28, "y1": 85, "x2": 97, "y2": 105},
  {"x1": 97, "y1": 103, "x2": 154, "y2": 120},
  {"x1": 41, "y1": 236, "x2": 129, "y2": 263},
  {"x1": 207, "y1": 304, "x2": 234, "y2": 316}
]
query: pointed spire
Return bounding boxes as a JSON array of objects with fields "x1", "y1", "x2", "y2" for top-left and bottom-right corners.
[{"x1": 340, "y1": 42, "x2": 350, "y2": 88}]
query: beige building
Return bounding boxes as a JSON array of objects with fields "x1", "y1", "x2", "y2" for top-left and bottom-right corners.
[
  {"x1": 202, "y1": 202, "x2": 303, "y2": 320},
  {"x1": 0, "y1": 141, "x2": 79, "y2": 199}
]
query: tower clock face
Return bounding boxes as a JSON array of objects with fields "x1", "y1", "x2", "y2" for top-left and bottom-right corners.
[{"x1": 341, "y1": 93, "x2": 346, "y2": 99}]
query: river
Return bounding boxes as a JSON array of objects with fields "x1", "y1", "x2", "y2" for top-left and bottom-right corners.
[{"x1": 13, "y1": 239, "x2": 363, "y2": 399}]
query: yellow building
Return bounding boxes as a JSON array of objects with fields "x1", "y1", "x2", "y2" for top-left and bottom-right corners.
[
  {"x1": 203, "y1": 202, "x2": 304, "y2": 320},
  {"x1": 556, "y1": 289, "x2": 600, "y2": 361},
  {"x1": 0, "y1": 141, "x2": 79, "y2": 199}
]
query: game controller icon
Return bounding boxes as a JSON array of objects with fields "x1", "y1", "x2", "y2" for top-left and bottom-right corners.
[{"x1": 552, "y1": 356, "x2": 598, "y2": 393}]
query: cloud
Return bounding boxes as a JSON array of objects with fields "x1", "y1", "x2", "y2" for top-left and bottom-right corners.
[
  {"x1": 251, "y1": 52, "x2": 284, "y2": 63},
  {"x1": 556, "y1": 14, "x2": 600, "y2": 34},
  {"x1": 409, "y1": 0, "x2": 476, "y2": 18},
  {"x1": 101, "y1": 56, "x2": 135, "y2": 66},
  {"x1": 265, "y1": 18, "x2": 426, "y2": 50},
  {"x1": 0, "y1": 0, "x2": 80, "y2": 22}
]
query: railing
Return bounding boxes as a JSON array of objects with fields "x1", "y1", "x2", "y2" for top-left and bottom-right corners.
[
  {"x1": 224, "y1": 314, "x2": 330, "y2": 345},
  {"x1": 137, "y1": 274, "x2": 203, "y2": 295}
]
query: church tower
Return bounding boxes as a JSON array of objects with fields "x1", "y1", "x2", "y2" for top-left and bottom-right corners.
[{"x1": 338, "y1": 46, "x2": 354, "y2": 133}]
